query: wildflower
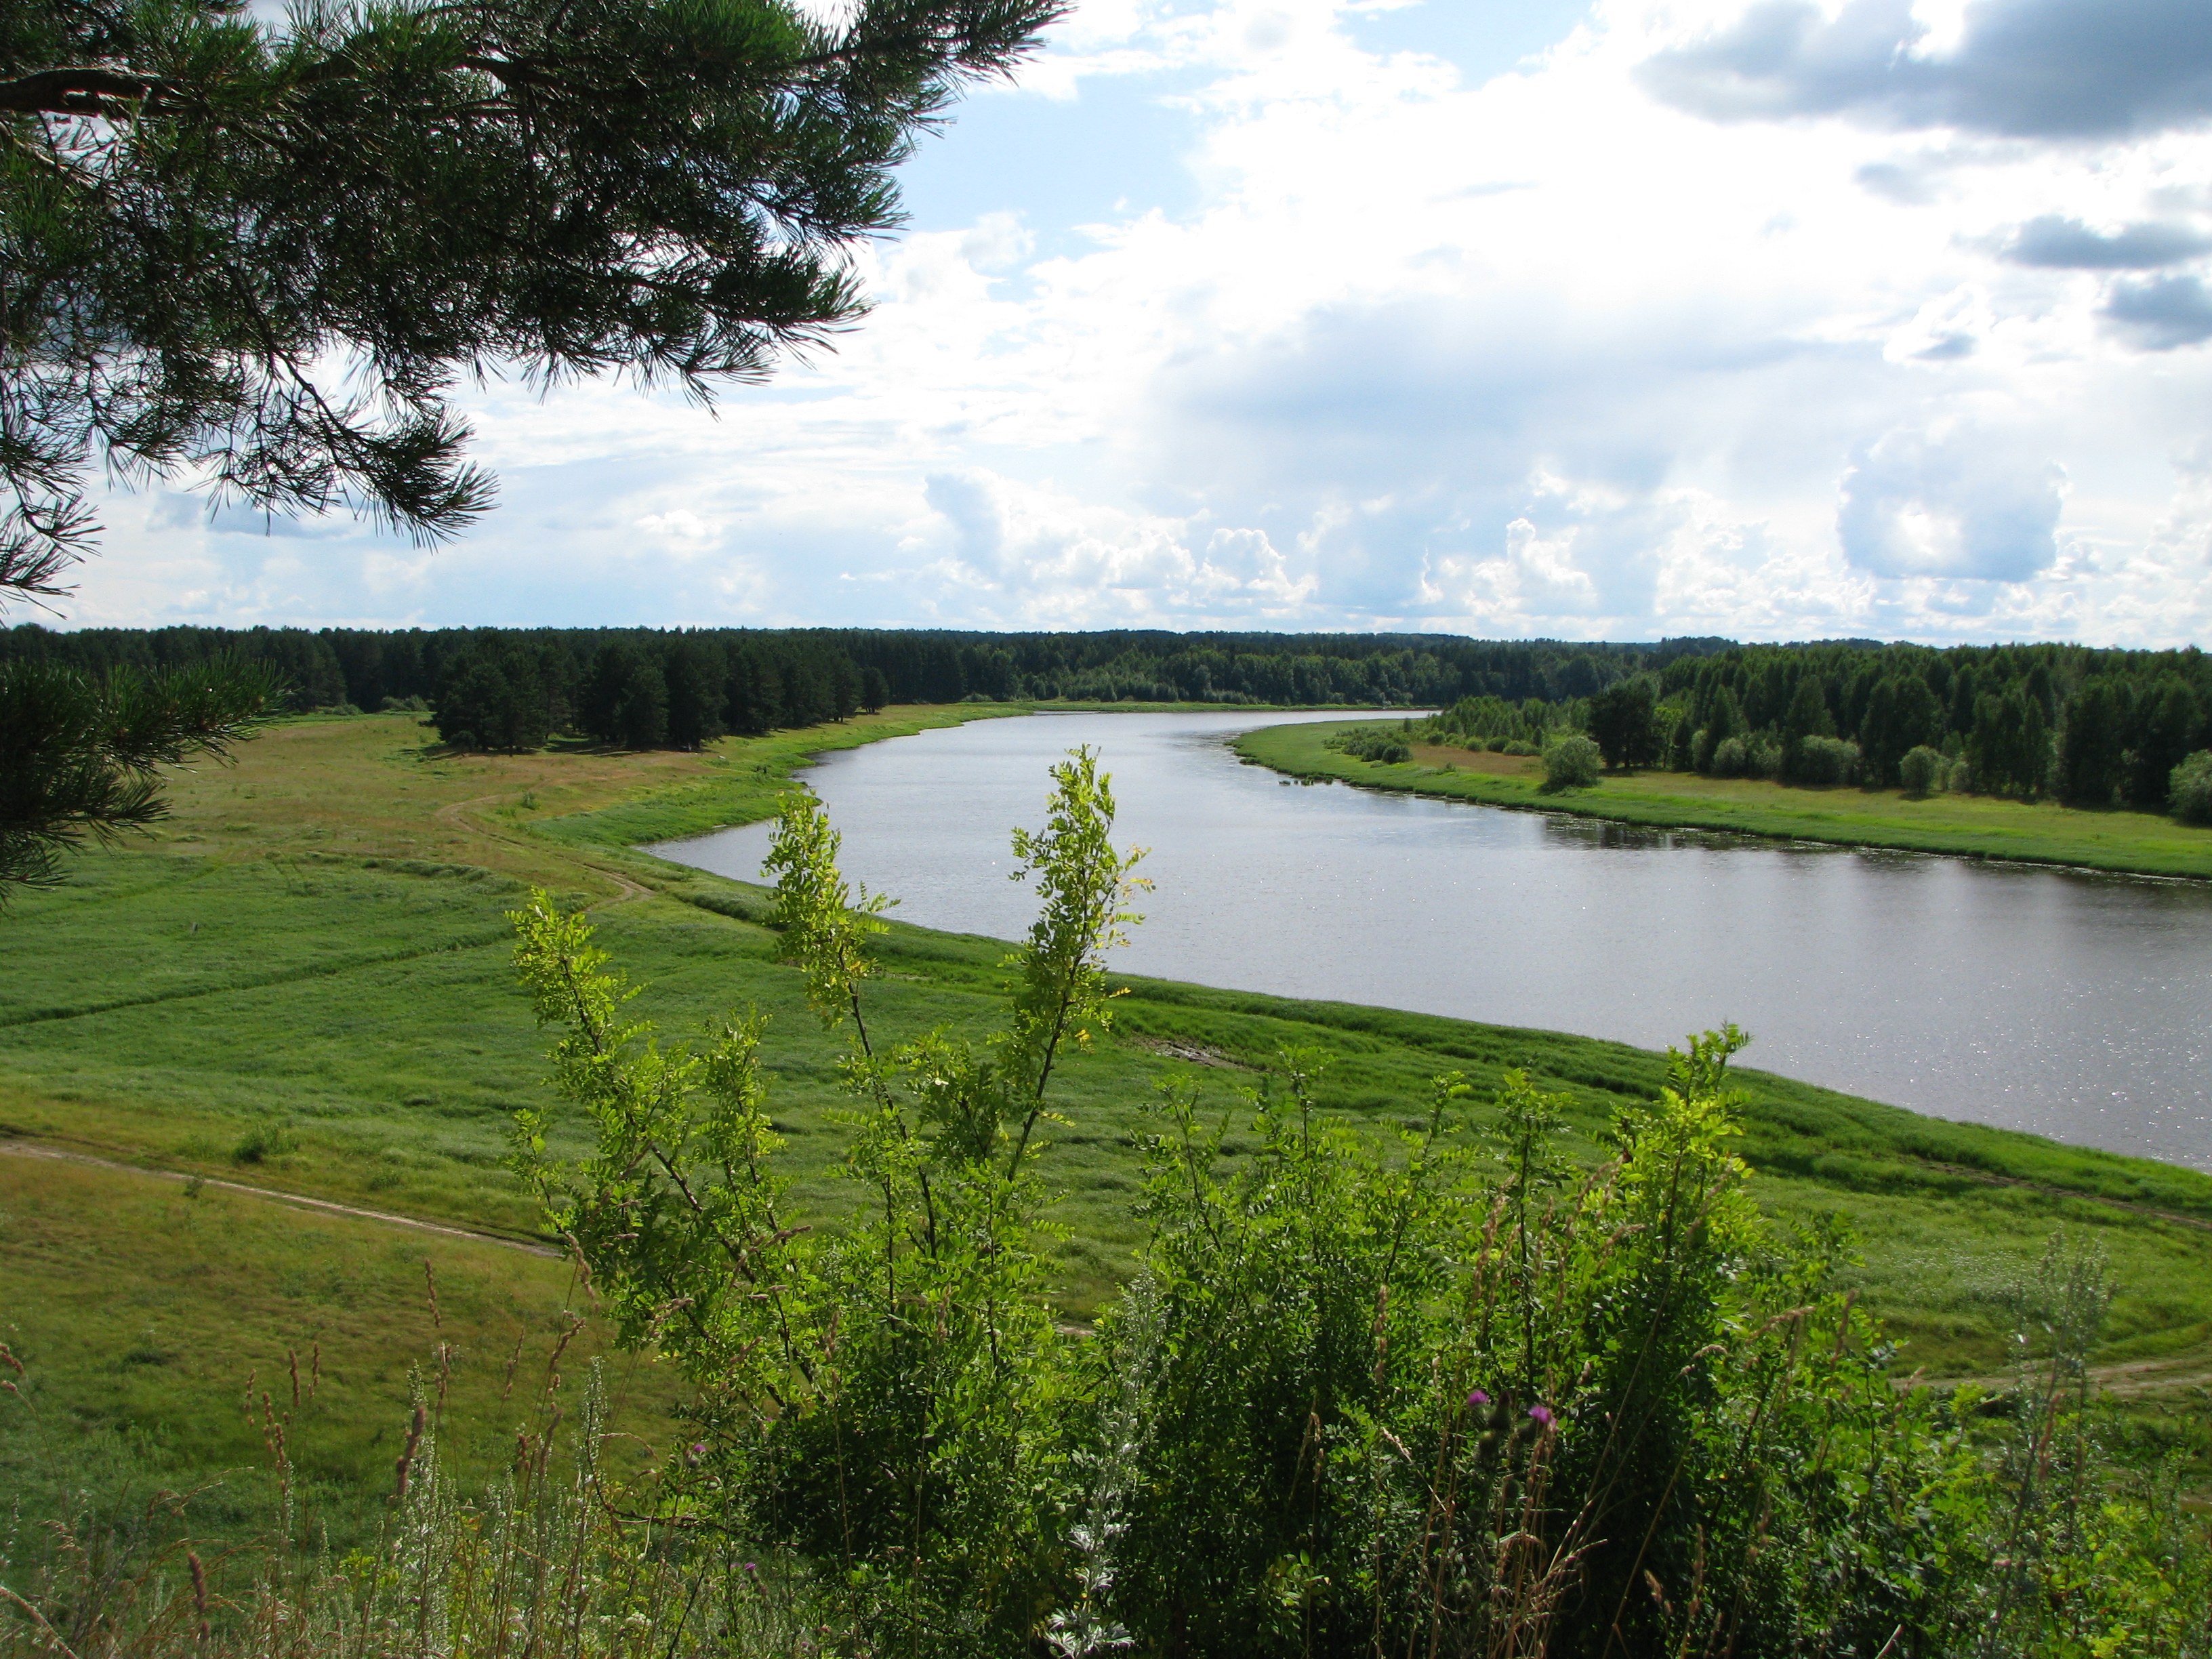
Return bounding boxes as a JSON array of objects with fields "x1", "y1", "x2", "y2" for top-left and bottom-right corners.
[
  {"x1": 1528, "y1": 1404, "x2": 1555, "y2": 1427},
  {"x1": 1467, "y1": 1389, "x2": 1492, "y2": 1407}
]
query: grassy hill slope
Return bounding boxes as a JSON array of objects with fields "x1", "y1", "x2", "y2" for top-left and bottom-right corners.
[{"x1": 8, "y1": 708, "x2": 2212, "y2": 1534}]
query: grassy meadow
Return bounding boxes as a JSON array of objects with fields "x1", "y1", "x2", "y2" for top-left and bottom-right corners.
[
  {"x1": 8, "y1": 705, "x2": 2212, "y2": 1536},
  {"x1": 1233, "y1": 718, "x2": 2212, "y2": 879}
]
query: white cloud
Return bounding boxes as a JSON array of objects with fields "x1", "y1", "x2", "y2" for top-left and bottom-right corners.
[
  {"x1": 1837, "y1": 424, "x2": 2067, "y2": 579},
  {"x1": 55, "y1": 0, "x2": 2212, "y2": 646}
]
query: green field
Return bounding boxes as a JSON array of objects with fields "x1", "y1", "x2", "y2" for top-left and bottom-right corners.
[
  {"x1": 9, "y1": 706, "x2": 2212, "y2": 1534},
  {"x1": 1233, "y1": 719, "x2": 2212, "y2": 879}
]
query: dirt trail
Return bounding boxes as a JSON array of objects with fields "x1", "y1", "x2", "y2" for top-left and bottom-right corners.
[
  {"x1": 434, "y1": 792, "x2": 652, "y2": 906},
  {"x1": 1909, "y1": 1351, "x2": 2212, "y2": 1402},
  {"x1": 0, "y1": 1139, "x2": 558, "y2": 1258}
]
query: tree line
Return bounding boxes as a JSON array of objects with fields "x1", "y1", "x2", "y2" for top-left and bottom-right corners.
[
  {"x1": 1422, "y1": 638, "x2": 2212, "y2": 815},
  {"x1": 7, "y1": 626, "x2": 2208, "y2": 811},
  {"x1": 0, "y1": 623, "x2": 1745, "y2": 734}
]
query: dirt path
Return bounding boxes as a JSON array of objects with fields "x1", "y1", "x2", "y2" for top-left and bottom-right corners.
[
  {"x1": 0, "y1": 1139, "x2": 558, "y2": 1258},
  {"x1": 435, "y1": 792, "x2": 653, "y2": 907},
  {"x1": 1915, "y1": 1158, "x2": 2212, "y2": 1234},
  {"x1": 1911, "y1": 1351, "x2": 2212, "y2": 1402}
]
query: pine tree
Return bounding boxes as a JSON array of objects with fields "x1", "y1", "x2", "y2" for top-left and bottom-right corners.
[
  {"x1": 1, "y1": 0, "x2": 1064, "y2": 604},
  {"x1": 0, "y1": 655, "x2": 279, "y2": 893}
]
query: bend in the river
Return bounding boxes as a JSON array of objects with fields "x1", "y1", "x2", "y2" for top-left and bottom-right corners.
[{"x1": 650, "y1": 710, "x2": 2212, "y2": 1172}]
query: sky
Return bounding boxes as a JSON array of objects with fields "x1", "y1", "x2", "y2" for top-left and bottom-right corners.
[{"x1": 62, "y1": 0, "x2": 2212, "y2": 646}]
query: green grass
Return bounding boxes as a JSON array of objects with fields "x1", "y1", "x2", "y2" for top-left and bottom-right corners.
[
  {"x1": 0, "y1": 1150, "x2": 682, "y2": 1546},
  {"x1": 1232, "y1": 720, "x2": 2212, "y2": 880},
  {"x1": 8, "y1": 706, "x2": 2212, "y2": 1532}
]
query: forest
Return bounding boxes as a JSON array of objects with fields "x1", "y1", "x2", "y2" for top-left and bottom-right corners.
[
  {"x1": 0, "y1": 623, "x2": 1725, "y2": 739},
  {"x1": 1414, "y1": 640, "x2": 2212, "y2": 816},
  {"x1": 9, "y1": 624, "x2": 2209, "y2": 814}
]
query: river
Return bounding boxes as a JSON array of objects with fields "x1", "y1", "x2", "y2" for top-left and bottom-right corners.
[{"x1": 651, "y1": 710, "x2": 2212, "y2": 1170}]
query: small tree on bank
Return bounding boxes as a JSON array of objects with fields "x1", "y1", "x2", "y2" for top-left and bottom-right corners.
[
  {"x1": 2173, "y1": 750, "x2": 2212, "y2": 825},
  {"x1": 1542, "y1": 732, "x2": 1603, "y2": 790}
]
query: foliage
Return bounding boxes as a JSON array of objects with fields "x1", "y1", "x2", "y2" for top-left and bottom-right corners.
[
  {"x1": 506, "y1": 847, "x2": 2212, "y2": 1654},
  {"x1": 1972, "y1": 689, "x2": 2053, "y2": 799},
  {"x1": 1145, "y1": 1027, "x2": 1978, "y2": 1659},
  {"x1": 1325, "y1": 725, "x2": 1412, "y2": 764},
  {"x1": 1778, "y1": 672, "x2": 1836, "y2": 780},
  {"x1": 13, "y1": 626, "x2": 2209, "y2": 806},
  {"x1": 2173, "y1": 750, "x2": 2212, "y2": 826},
  {"x1": 1858, "y1": 672, "x2": 1945, "y2": 783},
  {"x1": 506, "y1": 746, "x2": 1145, "y2": 1652},
  {"x1": 1, "y1": 0, "x2": 1063, "y2": 605},
  {"x1": 1586, "y1": 676, "x2": 1662, "y2": 771},
  {"x1": 0, "y1": 652, "x2": 279, "y2": 893},
  {"x1": 1542, "y1": 733, "x2": 1603, "y2": 790},
  {"x1": 0, "y1": 1362, "x2": 803, "y2": 1659},
  {"x1": 1237, "y1": 718, "x2": 2212, "y2": 878},
  {"x1": 504, "y1": 754, "x2": 2212, "y2": 1652},
  {"x1": 1900, "y1": 743, "x2": 1946, "y2": 796},
  {"x1": 430, "y1": 647, "x2": 559, "y2": 752},
  {"x1": 1790, "y1": 733, "x2": 1860, "y2": 785}
]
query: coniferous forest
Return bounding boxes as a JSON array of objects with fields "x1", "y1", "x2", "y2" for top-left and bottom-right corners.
[{"x1": 7, "y1": 624, "x2": 2209, "y2": 811}]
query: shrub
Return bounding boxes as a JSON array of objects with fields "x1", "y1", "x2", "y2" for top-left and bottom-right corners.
[
  {"x1": 2173, "y1": 750, "x2": 2212, "y2": 825},
  {"x1": 1792, "y1": 734, "x2": 1860, "y2": 785},
  {"x1": 1710, "y1": 735, "x2": 1748, "y2": 777},
  {"x1": 230, "y1": 1122, "x2": 295, "y2": 1164},
  {"x1": 1501, "y1": 739, "x2": 1540, "y2": 756},
  {"x1": 1899, "y1": 744, "x2": 1946, "y2": 796},
  {"x1": 1326, "y1": 726, "x2": 1412, "y2": 764},
  {"x1": 1541, "y1": 733, "x2": 1601, "y2": 790}
]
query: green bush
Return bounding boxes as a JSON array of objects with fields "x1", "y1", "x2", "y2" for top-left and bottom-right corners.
[
  {"x1": 1792, "y1": 734, "x2": 1860, "y2": 785},
  {"x1": 1899, "y1": 743, "x2": 1946, "y2": 796},
  {"x1": 1326, "y1": 726, "x2": 1412, "y2": 764},
  {"x1": 1541, "y1": 733, "x2": 1602, "y2": 790},
  {"x1": 2172, "y1": 750, "x2": 2212, "y2": 825},
  {"x1": 230, "y1": 1121, "x2": 296, "y2": 1164},
  {"x1": 1501, "y1": 739, "x2": 1540, "y2": 756}
]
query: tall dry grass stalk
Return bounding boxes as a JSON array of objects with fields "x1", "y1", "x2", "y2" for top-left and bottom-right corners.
[{"x1": 0, "y1": 1353, "x2": 804, "y2": 1659}]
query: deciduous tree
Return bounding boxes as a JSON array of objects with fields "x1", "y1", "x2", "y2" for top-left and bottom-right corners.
[{"x1": 1585, "y1": 677, "x2": 1660, "y2": 771}]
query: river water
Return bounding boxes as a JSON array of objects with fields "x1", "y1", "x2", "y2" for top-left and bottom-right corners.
[{"x1": 651, "y1": 710, "x2": 2212, "y2": 1170}]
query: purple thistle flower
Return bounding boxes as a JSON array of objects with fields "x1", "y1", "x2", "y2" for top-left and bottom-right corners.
[
  {"x1": 1528, "y1": 1404, "x2": 1555, "y2": 1427},
  {"x1": 1467, "y1": 1389, "x2": 1492, "y2": 1408}
]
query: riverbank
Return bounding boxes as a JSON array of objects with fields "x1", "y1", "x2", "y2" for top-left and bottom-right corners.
[
  {"x1": 9, "y1": 707, "x2": 2212, "y2": 1530},
  {"x1": 1233, "y1": 718, "x2": 2212, "y2": 880}
]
